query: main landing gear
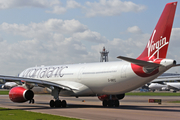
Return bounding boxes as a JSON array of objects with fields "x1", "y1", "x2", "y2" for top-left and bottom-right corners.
[
  {"x1": 50, "y1": 99, "x2": 67, "y2": 108},
  {"x1": 49, "y1": 87, "x2": 67, "y2": 108},
  {"x1": 102, "y1": 100, "x2": 119, "y2": 107},
  {"x1": 98, "y1": 94, "x2": 124, "y2": 107}
]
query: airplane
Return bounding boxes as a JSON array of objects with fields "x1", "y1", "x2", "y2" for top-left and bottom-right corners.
[
  {"x1": 149, "y1": 82, "x2": 180, "y2": 92},
  {"x1": 147, "y1": 73, "x2": 180, "y2": 92},
  {"x1": 1, "y1": 82, "x2": 18, "y2": 89},
  {"x1": 0, "y1": 2, "x2": 178, "y2": 108}
]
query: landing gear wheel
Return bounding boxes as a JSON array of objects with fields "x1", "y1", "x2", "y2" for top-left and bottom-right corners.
[
  {"x1": 103, "y1": 100, "x2": 108, "y2": 107},
  {"x1": 50, "y1": 100, "x2": 55, "y2": 107},
  {"x1": 55, "y1": 100, "x2": 62, "y2": 108},
  {"x1": 61, "y1": 100, "x2": 67, "y2": 108},
  {"x1": 108, "y1": 100, "x2": 113, "y2": 107},
  {"x1": 114, "y1": 100, "x2": 119, "y2": 107}
]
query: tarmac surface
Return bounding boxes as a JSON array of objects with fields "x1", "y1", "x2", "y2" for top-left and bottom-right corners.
[{"x1": 1, "y1": 94, "x2": 180, "y2": 120}]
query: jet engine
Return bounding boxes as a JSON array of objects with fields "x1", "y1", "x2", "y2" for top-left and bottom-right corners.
[
  {"x1": 161, "y1": 87, "x2": 170, "y2": 91},
  {"x1": 9, "y1": 86, "x2": 34, "y2": 103}
]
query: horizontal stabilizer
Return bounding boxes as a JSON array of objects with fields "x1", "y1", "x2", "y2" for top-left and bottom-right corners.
[
  {"x1": 117, "y1": 56, "x2": 161, "y2": 68},
  {"x1": 173, "y1": 64, "x2": 180, "y2": 67}
]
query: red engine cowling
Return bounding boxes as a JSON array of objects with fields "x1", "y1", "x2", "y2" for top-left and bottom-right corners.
[
  {"x1": 98, "y1": 94, "x2": 125, "y2": 101},
  {"x1": 9, "y1": 86, "x2": 34, "y2": 103}
]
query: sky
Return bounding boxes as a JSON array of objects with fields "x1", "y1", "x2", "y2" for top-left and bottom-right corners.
[{"x1": 0, "y1": 0, "x2": 179, "y2": 76}]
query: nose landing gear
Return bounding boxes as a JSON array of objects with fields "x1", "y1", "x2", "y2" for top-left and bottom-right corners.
[{"x1": 49, "y1": 99, "x2": 67, "y2": 108}]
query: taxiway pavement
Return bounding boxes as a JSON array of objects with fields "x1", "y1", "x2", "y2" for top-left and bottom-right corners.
[{"x1": 1, "y1": 95, "x2": 180, "y2": 120}]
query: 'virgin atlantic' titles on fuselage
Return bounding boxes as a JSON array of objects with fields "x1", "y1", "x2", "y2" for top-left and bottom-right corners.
[{"x1": 20, "y1": 66, "x2": 69, "y2": 78}]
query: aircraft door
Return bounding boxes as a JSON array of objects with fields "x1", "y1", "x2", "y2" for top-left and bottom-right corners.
[
  {"x1": 121, "y1": 64, "x2": 127, "y2": 78},
  {"x1": 77, "y1": 67, "x2": 84, "y2": 82}
]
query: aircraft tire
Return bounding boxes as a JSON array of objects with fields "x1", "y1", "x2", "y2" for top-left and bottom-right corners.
[
  {"x1": 102, "y1": 100, "x2": 108, "y2": 107},
  {"x1": 114, "y1": 100, "x2": 119, "y2": 107},
  {"x1": 55, "y1": 100, "x2": 62, "y2": 108},
  {"x1": 50, "y1": 100, "x2": 55, "y2": 107},
  {"x1": 61, "y1": 100, "x2": 67, "y2": 108},
  {"x1": 108, "y1": 100, "x2": 113, "y2": 107}
]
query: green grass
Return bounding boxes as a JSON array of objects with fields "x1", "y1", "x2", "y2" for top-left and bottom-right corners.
[
  {"x1": 0, "y1": 107, "x2": 80, "y2": 120},
  {"x1": 126, "y1": 92, "x2": 180, "y2": 96},
  {"x1": 168, "y1": 101, "x2": 180, "y2": 103},
  {"x1": 0, "y1": 90, "x2": 9, "y2": 95}
]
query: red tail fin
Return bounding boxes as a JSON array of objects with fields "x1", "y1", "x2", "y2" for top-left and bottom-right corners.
[{"x1": 138, "y1": 2, "x2": 177, "y2": 61}]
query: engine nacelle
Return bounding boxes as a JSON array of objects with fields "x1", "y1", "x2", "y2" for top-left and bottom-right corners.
[
  {"x1": 161, "y1": 87, "x2": 170, "y2": 91},
  {"x1": 9, "y1": 86, "x2": 34, "y2": 103},
  {"x1": 98, "y1": 94, "x2": 125, "y2": 101}
]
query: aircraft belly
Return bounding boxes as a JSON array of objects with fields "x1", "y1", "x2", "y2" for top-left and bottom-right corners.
[{"x1": 79, "y1": 63, "x2": 138, "y2": 95}]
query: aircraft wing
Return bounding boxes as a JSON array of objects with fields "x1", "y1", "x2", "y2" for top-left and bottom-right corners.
[
  {"x1": 166, "y1": 84, "x2": 180, "y2": 90},
  {"x1": 0, "y1": 75, "x2": 74, "y2": 91},
  {"x1": 152, "y1": 75, "x2": 180, "y2": 83}
]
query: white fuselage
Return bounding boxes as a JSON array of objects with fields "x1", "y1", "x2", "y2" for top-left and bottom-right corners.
[{"x1": 19, "y1": 59, "x2": 174, "y2": 96}]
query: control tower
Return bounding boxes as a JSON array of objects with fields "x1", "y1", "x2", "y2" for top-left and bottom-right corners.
[{"x1": 100, "y1": 47, "x2": 109, "y2": 62}]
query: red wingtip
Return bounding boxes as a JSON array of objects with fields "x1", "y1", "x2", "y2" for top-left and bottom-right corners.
[{"x1": 137, "y1": 2, "x2": 177, "y2": 61}]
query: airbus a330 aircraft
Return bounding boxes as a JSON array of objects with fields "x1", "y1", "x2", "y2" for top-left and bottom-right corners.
[
  {"x1": 0, "y1": 2, "x2": 179, "y2": 108},
  {"x1": 1, "y1": 82, "x2": 18, "y2": 89},
  {"x1": 149, "y1": 82, "x2": 180, "y2": 92}
]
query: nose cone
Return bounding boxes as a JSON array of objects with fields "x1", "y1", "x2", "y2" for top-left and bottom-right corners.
[{"x1": 148, "y1": 83, "x2": 155, "y2": 89}]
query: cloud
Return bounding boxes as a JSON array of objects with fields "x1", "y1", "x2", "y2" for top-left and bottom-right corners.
[
  {"x1": 0, "y1": 19, "x2": 88, "y2": 38},
  {"x1": 167, "y1": 28, "x2": 180, "y2": 61},
  {"x1": 127, "y1": 26, "x2": 142, "y2": 34},
  {"x1": 66, "y1": 0, "x2": 82, "y2": 9},
  {"x1": 84, "y1": 0, "x2": 146, "y2": 17},
  {"x1": 73, "y1": 30, "x2": 108, "y2": 43},
  {"x1": 46, "y1": 6, "x2": 67, "y2": 14},
  {"x1": 0, "y1": 0, "x2": 146, "y2": 17},
  {"x1": 47, "y1": 0, "x2": 146, "y2": 16},
  {"x1": 0, "y1": 19, "x2": 109, "y2": 75},
  {"x1": 46, "y1": 0, "x2": 82, "y2": 14},
  {"x1": 0, "y1": 18, "x2": 179, "y2": 75},
  {"x1": 0, "y1": 0, "x2": 80, "y2": 15},
  {"x1": 171, "y1": 28, "x2": 180, "y2": 42},
  {"x1": 0, "y1": 0, "x2": 60, "y2": 9},
  {"x1": 91, "y1": 34, "x2": 149, "y2": 61}
]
